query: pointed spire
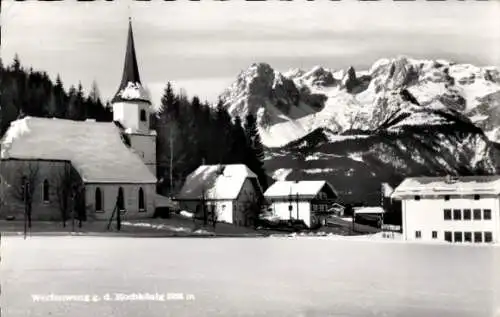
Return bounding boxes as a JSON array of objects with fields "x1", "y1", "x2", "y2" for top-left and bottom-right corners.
[{"x1": 112, "y1": 18, "x2": 150, "y2": 104}]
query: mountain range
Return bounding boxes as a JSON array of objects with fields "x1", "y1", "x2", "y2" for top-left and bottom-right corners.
[{"x1": 218, "y1": 56, "x2": 500, "y2": 205}]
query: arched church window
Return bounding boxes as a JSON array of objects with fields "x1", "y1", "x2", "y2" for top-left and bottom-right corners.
[
  {"x1": 117, "y1": 187, "x2": 125, "y2": 212},
  {"x1": 138, "y1": 187, "x2": 145, "y2": 211},
  {"x1": 95, "y1": 188, "x2": 103, "y2": 212},
  {"x1": 140, "y1": 109, "x2": 147, "y2": 122},
  {"x1": 42, "y1": 179, "x2": 50, "y2": 202}
]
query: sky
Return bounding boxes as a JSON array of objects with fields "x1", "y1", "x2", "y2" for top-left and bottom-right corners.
[{"x1": 2, "y1": 0, "x2": 499, "y2": 105}]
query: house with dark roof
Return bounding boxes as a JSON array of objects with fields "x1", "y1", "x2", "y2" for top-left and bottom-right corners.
[
  {"x1": 391, "y1": 175, "x2": 500, "y2": 244},
  {"x1": 175, "y1": 164, "x2": 264, "y2": 226},
  {"x1": 0, "y1": 19, "x2": 170, "y2": 221},
  {"x1": 264, "y1": 180, "x2": 338, "y2": 228}
]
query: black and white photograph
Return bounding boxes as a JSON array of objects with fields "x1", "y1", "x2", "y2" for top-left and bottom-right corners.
[{"x1": 0, "y1": 0, "x2": 499, "y2": 316}]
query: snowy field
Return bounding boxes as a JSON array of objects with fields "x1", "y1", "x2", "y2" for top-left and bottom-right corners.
[{"x1": 2, "y1": 236, "x2": 500, "y2": 317}]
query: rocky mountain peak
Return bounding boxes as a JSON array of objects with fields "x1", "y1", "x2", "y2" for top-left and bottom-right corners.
[{"x1": 219, "y1": 57, "x2": 500, "y2": 147}]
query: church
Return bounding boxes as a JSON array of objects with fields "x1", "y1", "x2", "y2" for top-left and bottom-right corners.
[{"x1": 0, "y1": 19, "x2": 167, "y2": 221}]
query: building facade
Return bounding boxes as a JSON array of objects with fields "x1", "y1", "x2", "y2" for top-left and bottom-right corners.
[
  {"x1": 392, "y1": 176, "x2": 500, "y2": 244},
  {"x1": 175, "y1": 164, "x2": 263, "y2": 226},
  {"x1": 264, "y1": 180, "x2": 338, "y2": 228}
]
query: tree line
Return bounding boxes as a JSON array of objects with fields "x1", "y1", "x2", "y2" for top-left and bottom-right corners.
[
  {"x1": 154, "y1": 82, "x2": 268, "y2": 196},
  {"x1": 0, "y1": 57, "x2": 269, "y2": 198},
  {"x1": 0, "y1": 55, "x2": 113, "y2": 136}
]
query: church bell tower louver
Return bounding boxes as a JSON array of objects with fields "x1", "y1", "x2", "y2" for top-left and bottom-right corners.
[{"x1": 112, "y1": 18, "x2": 156, "y2": 177}]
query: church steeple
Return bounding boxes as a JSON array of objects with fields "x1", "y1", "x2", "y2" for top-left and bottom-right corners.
[{"x1": 112, "y1": 18, "x2": 150, "y2": 104}]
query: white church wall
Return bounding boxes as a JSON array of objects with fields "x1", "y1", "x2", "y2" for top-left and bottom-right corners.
[
  {"x1": 113, "y1": 100, "x2": 151, "y2": 133},
  {"x1": 85, "y1": 183, "x2": 156, "y2": 221}
]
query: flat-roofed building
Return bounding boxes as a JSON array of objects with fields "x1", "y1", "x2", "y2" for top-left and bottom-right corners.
[{"x1": 391, "y1": 175, "x2": 500, "y2": 244}]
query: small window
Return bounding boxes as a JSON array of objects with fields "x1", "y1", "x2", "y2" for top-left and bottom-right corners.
[
  {"x1": 474, "y1": 194, "x2": 480, "y2": 200},
  {"x1": 444, "y1": 231, "x2": 452, "y2": 242},
  {"x1": 140, "y1": 109, "x2": 147, "y2": 122},
  {"x1": 432, "y1": 231, "x2": 438, "y2": 239},
  {"x1": 443, "y1": 209, "x2": 452, "y2": 220},
  {"x1": 483, "y1": 209, "x2": 491, "y2": 220},
  {"x1": 453, "y1": 209, "x2": 461, "y2": 220},
  {"x1": 464, "y1": 232, "x2": 472, "y2": 242},
  {"x1": 454, "y1": 232, "x2": 463, "y2": 243},
  {"x1": 415, "y1": 231, "x2": 421, "y2": 239},
  {"x1": 414, "y1": 195, "x2": 420, "y2": 201},
  {"x1": 473, "y1": 209, "x2": 482, "y2": 220},
  {"x1": 444, "y1": 195, "x2": 450, "y2": 201},
  {"x1": 463, "y1": 209, "x2": 471, "y2": 220},
  {"x1": 42, "y1": 179, "x2": 50, "y2": 203},
  {"x1": 484, "y1": 232, "x2": 493, "y2": 243},
  {"x1": 474, "y1": 232, "x2": 483, "y2": 243}
]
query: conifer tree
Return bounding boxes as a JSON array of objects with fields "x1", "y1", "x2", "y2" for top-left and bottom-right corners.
[
  {"x1": 214, "y1": 100, "x2": 233, "y2": 163},
  {"x1": 244, "y1": 113, "x2": 267, "y2": 189},
  {"x1": 228, "y1": 116, "x2": 249, "y2": 165}
]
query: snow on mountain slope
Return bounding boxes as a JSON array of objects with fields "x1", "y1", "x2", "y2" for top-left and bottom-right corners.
[
  {"x1": 219, "y1": 56, "x2": 500, "y2": 147},
  {"x1": 263, "y1": 108, "x2": 499, "y2": 204}
]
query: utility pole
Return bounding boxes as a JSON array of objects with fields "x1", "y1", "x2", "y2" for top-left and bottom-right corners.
[
  {"x1": 22, "y1": 177, "x2": 27, "y2": 239},
  {"x1": 295, "y1": 193, "x2": 299, "y2": 220},
  {"x1": 169, "y1": 126, "x2": 173, "y2": 192},
  {"x1": 71, "y1": 187, "x2": 75, "y2": 232},
  {"x1": 117, "y1": 191, "x2": 122, "y2": 231}
]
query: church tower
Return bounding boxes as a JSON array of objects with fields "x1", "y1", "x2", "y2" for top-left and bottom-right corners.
[{"x1": 112, "y1": 18, "x2": 156, "y2": 177}]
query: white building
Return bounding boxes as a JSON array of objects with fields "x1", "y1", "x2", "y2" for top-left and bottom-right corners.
[
  {"x1": 175, "y1": 164, "x2": 263, "y2": 226},
  {"x1": 391, "y1": 175, "x2": 500, "y2": 244},
  {"x1": 264, "y1": 180, "x2": 338, "y2": 228}
]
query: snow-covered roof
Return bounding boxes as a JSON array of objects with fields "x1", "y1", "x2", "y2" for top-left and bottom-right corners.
[
  {"x1": 354, "y1": 206, "x2": 386, "y2": 214},
  {"x1": 114, "y1": 81, "x2": 151, "y2": 104},
  {"x1": 381, "y1": 183, "x2": 394, "y2": 198},
  {"x1": 391, "y1": 175, "x2": 500, "y2": 199},
  {"x1": 264, "y1": 180, "x2": 337, "y2": 200},
  {"x1": 328, "y1": 203, "x2": 345, "y2": 211},
  {"x1": 0, "y1": 117, "x2": 157, "y2": 184},
  {"x1": 175, "y1": 164, "x2": 260, "y2": 201}
]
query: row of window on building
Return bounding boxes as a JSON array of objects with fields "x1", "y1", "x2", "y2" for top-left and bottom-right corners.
[
  {"x1": 311, "y1": 204, "x2": 329, "y2": 212},
  {"x1": 415, "y1": 230, "x2": 493, "y2": 243},
  {"x1": 443, "y1": 208, "x2": 492, "y2": 221},
  {"x1": 39, "y1": 180, "x2": 146, "y2": 212}
]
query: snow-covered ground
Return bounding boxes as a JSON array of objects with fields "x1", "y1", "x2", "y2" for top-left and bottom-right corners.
[{"x1": 2, "y1": 236, "x2": 499, "y2": 317}]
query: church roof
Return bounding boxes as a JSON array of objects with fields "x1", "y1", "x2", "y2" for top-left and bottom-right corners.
[
  {"x1": 0, "y1": 117, "x2": 157, "y2": 184},
  {"x1": 112, "y1": 19, "x2": 151, "y2": 104}
]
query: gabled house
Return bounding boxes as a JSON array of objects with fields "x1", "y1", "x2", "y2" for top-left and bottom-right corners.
[
  {"x1": 328, "y1": 203, "x2": 345, "y2": 217},
  {"x1": 264, "y1": 180, "x2": 338, "y2": 228},
  {"x1": 174, "y1": 164, "x2": 263, "y2": 226}
]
